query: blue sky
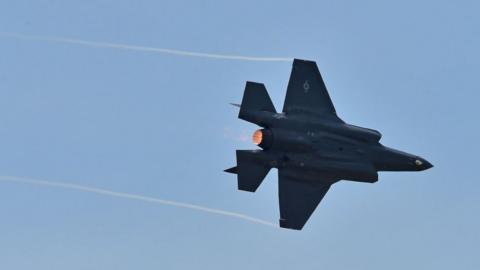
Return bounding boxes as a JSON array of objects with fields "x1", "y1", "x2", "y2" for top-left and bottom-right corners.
[{"x1": 0, "y1": 1, "x2": 479, "y2": 269}]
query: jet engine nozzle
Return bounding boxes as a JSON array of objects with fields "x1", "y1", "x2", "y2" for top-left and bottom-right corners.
[{"x1": 252, "y1": 129, "x2": 273, "y2": 149}]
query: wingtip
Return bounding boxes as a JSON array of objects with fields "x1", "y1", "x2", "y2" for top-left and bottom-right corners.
[
  {"x1": 293, "y1": 58, "x2": 317, "y2": 65},
  {"x1": 279, "y1": 219, "x2": 303, "y2": 230},
  {"x1": 229, "y1": 103, "x2": 241, "y2": 108}
]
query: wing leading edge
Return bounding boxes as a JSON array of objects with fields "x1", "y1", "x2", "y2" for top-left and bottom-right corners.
[{"x1": 278, "y1": 170, "x2": 335, "y2": 230}]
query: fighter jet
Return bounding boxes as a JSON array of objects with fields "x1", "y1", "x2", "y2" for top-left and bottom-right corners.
[{"x1": 225, "y1": 59, "x2": 433, "y2": 230}]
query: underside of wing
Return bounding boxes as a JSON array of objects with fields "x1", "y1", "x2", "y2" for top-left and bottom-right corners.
[
  {"x1": 278, "y1": 170, "x2": 336, "y2": 230},
  {"x1": 283, "y1": 59, "x2": 342, "y2": 121}
]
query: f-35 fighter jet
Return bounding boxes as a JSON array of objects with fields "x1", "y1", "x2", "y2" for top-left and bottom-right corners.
[{"x1": 225, "y1": 59, "x2": 433, "y2": 230}]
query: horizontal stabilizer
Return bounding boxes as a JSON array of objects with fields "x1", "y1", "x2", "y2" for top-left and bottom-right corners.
[
  {"x1": 239, "y1": 81, "x2": 276, "y2": 122},
  {"x1": 236, "y1": 150, "x2": 271, "y2": 192}
]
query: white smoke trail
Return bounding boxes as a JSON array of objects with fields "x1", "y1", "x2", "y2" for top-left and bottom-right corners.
[
  {"x1": 0, "y1": 175, "x2": 278, "y2": 228},
  {"x1": 0, "y1": 32, "x2": 292, "y2": 62}
]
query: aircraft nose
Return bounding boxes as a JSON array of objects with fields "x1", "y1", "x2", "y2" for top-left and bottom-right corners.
[
  {"x1": 415, "y1": 158, "x2": 433, "y2": 170},
  {"x1": 423, "y1": 160, "x2": 434, "y2": 170}
]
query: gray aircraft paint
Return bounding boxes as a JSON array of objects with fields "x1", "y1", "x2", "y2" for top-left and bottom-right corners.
[{"x1": 226, "y1": 59, "x2": 433, "y2": 230}]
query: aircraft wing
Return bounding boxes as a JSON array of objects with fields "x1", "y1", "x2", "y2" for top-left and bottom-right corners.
[
  {"x1": 278, "y1": 170, "x2": 335, "y2": 230},
  {"x1": 283, "y1": 59, "x2": 342, "y2": 121}
]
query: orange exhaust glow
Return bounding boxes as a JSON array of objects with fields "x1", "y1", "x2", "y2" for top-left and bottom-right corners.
[{"x1": 252, "y1": 129, "x2": 263, "y2": 145}]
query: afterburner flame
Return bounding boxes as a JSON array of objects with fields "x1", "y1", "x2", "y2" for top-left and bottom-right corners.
[{"x1": 253, "y1": 129, "x2": 263, "y2": 145}]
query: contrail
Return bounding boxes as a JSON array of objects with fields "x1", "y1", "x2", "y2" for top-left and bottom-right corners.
[
  {"x1": 0, "y1": 32, "x2": 292, "y2": 62},
  {"x1": 0, "y1": 175, "x2": 278, "y2": 228}
]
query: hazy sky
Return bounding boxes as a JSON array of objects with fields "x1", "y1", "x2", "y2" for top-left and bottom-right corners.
[{"x1": 0, "y1": 1, "x2": 479, "y2": 269}]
